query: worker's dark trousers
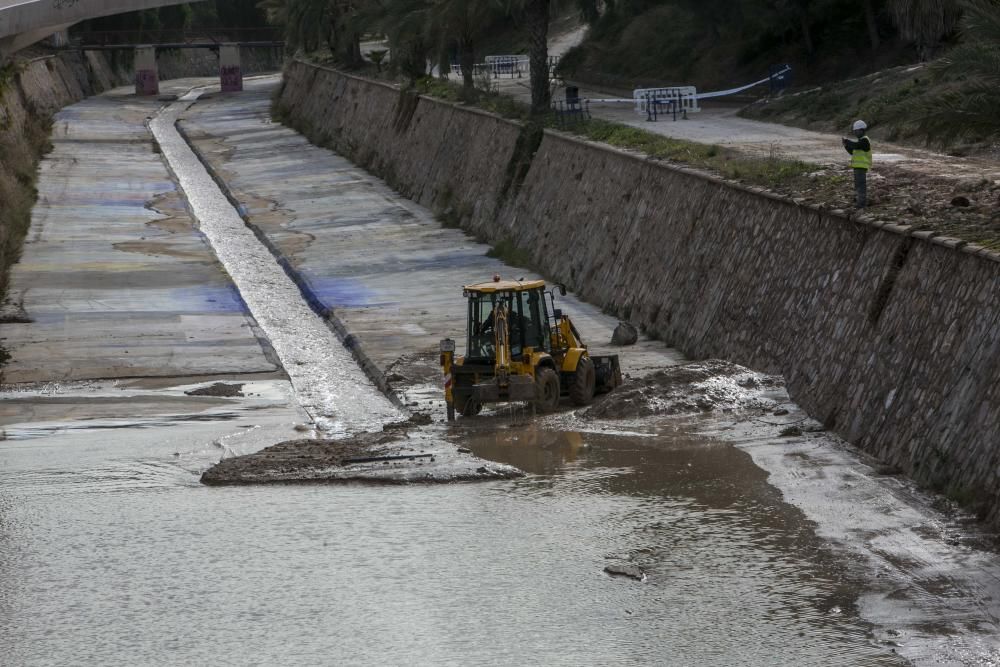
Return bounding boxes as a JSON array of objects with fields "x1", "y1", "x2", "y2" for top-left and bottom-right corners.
[{"x1": 854, "y1": 168, "x2": 868, "y2": 208}]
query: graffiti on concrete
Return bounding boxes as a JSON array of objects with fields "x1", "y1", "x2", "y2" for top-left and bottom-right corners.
[
  {"x1": 220, "y1": 65, "x2": 242, "y2": 92},
  {"x1": 135, "y1": 69, "x2": 158, "y2": 95}
]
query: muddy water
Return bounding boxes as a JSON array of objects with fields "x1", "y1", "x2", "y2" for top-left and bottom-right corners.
[{"x1": 0, "y1": 420, "x2": 903, "y2": 666}]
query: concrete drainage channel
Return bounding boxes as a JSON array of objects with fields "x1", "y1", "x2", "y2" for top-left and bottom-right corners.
[{"x1": 149, "y1": 91, "x2": 401, "y2": 435}]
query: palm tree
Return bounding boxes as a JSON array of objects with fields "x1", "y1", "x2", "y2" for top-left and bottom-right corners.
[
  {"x1": 281, "y1": 0, "x2": 334, "y2": 54},
  {"x1": 888, "y1": 0, "x2": 963, "y2": 60},
  {"x1": 505, "y1": 0, "x2": 599, "y2": 115},
  {"x1": 428, "y1": 0, "x2": 506, "y2": 96},
  {"x1": 909, "y1": 0, "x2": 1000, "y2": 141},
  {"x1": 364, "y1": 0, "x2": 433, "y2": 79},
  {"x1": 259, "y1": 0, "x2": 362, "y2": 65},
  {"x1": 862, "y1": 0, "x2": 881, "y2": 51}
]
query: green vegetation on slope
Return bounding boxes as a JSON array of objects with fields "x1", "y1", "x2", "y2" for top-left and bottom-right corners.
[
  {"x1": 744, "y1": 0, "x2": 1000, "y2": 151},
  {"x1": 0, "y1": 95, "x2": 53, "y2": 298},
  {"x1": 563, "y1": 118, "x2": 813, "y2": 187},
  {"x1": 559, "y1": 0, "x2": 942, "y2": 92},
  {"x1": 742, "y1": 64, "x2": 937, "y2": 142}
]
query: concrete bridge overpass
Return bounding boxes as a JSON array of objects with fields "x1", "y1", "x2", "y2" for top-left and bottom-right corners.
[{"x1": 0, "y1": 0, "x2": 201, "y2": 59}]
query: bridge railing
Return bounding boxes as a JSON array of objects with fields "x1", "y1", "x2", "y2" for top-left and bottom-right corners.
[{"x1": 68, "y1": 27, "x2": 284, "y2": 47}]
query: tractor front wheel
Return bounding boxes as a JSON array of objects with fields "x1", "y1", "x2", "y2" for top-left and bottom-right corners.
[
  {"x1": 535, "y1": 367, "x2": 561, "y2": 413},
  {"x1": 456, "y1": 395, "x2": 482, "y2": 417},
  {"x1": 569, "y1": 356, "x2": 596, "y2": 406}
]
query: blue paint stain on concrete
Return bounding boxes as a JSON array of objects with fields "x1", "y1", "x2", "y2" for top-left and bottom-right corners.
[{"x1": 304, "y1": 276, "x2": 382, "y2": 309}]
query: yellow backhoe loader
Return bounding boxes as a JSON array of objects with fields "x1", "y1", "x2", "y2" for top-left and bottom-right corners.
[{"x1": 440, "y1": 276, "x2": 622, "y2": 420}]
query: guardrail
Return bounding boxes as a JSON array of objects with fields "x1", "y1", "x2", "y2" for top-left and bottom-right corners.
[
  {"x1": 69, "y1": 27, "x2": 283, "y2": 47},
  {"x1": 456, "y1": 54, "x2": 561, "y2": 79}
]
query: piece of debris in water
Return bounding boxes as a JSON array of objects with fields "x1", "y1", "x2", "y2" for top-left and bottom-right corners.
[
  {"x1": 184, "y1": 382, "x2": 245, "y2": 397},
  {"x1": 604, "y1": 564, "x2": 647, "y2": 581}
]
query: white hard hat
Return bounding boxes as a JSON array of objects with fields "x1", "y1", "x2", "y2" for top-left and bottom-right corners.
[{"x1": 852, "y1": 120, "x2": 868, "y2": 131}]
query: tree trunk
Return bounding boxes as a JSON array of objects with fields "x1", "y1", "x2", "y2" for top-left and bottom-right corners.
[
  {"x1": 460, "y1": 41, "x2": 475, "y2": 97},
  {"x1": 525, "y1": 0, "x2": 551, "y2": 116},
  {"x1": 863, "y1": 0, "x2": 881, "y2": 50},
  {"x1": 343, "y1": 33, "x2": 362, "y2": 68},
  {"x1": 437, "y1": 36, "x2": 450, "y2": 80},
  {"x1": 799, "y1": 11, "x2": 814, "y2": 57}
]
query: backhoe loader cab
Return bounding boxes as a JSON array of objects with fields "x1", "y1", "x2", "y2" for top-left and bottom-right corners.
[{"x1": 440, "y1": 276, "x2": 622, "y2": 420}]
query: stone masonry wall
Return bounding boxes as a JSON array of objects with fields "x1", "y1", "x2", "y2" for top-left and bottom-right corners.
[{"x1": 278, "y1": 61, "x2": 1000, "y2": 522}]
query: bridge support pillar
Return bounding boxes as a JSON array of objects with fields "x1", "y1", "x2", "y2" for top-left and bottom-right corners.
[
  {"x1": 219, "y1": 44, "x2": 242, "y2": 92},
  {"x1": 134, "y1": 46, "x2": 158, "y2": 96}
]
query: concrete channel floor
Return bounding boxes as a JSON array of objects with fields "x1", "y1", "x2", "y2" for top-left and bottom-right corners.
[
  {"x1": 180, "y1": 76, "x2": 684, "y2": 407},
  {"x1": 0, "y1": 78, "x2": 309, "y2": 459},
  {"x1": 1, "y1": 83, "x2": 280, "y2": 383},
  {"x1": 150, "y1": 89, "x2": 401, "y2": 436}
]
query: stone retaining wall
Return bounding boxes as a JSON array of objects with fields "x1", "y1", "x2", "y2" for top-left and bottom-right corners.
[{"x1": 277, "y1": 61, "x2": 1000, "y2": 522}]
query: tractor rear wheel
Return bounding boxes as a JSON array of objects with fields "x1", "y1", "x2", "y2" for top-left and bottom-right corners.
[
  {"x1": 569, "y1": 356, "x2": 596, "y2": 406},
  {"x1": 535, "y1": 367, "x2": 560, "y2": 413}
]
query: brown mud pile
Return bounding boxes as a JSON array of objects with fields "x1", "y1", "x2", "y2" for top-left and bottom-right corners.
[
  {"x1": 185, "y1": 382, "x2": 245, "y2": 397},
  {"x1": 384, "y1": 350, "x2": 441, "y2": 399},
  {"x1": 201, "y1": 416, "x2": 523, "y2": 486},
  {"x1": 202, "y1": 431, "x2": 398, "y2": 485},
  {"x1": 585, "y1": 360, "x2": 783, "y2": 420}
]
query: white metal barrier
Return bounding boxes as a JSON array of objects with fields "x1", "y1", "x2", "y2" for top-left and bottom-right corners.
[
  {"x1": 633, "y1": 86, "x2": 700, "y2": 114},
  {"x1": 484, "y1": 55, "x2": 529, "y2": 78}
]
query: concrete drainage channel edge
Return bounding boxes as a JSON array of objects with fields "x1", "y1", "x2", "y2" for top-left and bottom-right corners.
[
  {"x1": 148, "y1": 90, "x2": 402, "y2": 436},
  {"x1": 174, "y1": 122, "x2": 405, "y2": 410}
]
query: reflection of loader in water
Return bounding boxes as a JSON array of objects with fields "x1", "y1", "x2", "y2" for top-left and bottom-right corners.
[
  {"x1": 462, "y1": 428, "x2": 586, "y2": 475},
  {"x1": 440, "y1": 277, "x2": 621, "y2": 420}
]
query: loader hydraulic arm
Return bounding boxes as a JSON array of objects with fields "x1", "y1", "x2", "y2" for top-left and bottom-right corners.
[{"x1": 494, "y1": 304, "x2": 510, "y2": 381}]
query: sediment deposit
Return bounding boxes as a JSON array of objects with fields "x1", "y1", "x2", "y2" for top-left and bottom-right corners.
[
  {"x1": 583, "y1": 360, "x2": 783, "y2": 420},
  {"x1": 200, "y1": 419, "x2": 523, "y2": 486}
]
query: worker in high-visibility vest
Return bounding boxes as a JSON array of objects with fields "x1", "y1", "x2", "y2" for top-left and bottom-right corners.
[{"x1": 842, "y1": 120, "x2": 872, "y2": 208}]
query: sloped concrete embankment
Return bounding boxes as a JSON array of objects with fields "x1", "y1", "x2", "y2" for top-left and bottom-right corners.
[
  {"x1": 275, "y1": 62, "x2": 1000, "y2": 523},
  {"x1": 0, "y1": 51, "x2": 128, "y2": 298}
]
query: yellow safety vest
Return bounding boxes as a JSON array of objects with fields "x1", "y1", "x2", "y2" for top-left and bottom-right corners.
[{"x1": 851, "y1": 136, "x2": 872, "y2": 170}]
